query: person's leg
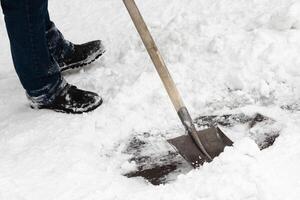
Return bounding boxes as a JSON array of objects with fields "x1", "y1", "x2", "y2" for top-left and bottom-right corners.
[
  {"x1": 1, "y1": 0, "x2": 103, "y2": 113},
  {"x1": 1, "y1": 0, "x2": 64, "y2": 105}
]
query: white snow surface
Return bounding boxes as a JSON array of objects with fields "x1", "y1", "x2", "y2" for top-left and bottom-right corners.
[{"x1": 1, "y1": 0, "x2": 300, "y2": 199}]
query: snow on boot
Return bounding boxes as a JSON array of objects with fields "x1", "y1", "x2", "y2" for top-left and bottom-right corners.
[
  {"x1": 35, "y1": 84, "x2": 103, "y2": 114},
  {"x1": 60, "y1": 40, "x2": 105, "y2": 72}
]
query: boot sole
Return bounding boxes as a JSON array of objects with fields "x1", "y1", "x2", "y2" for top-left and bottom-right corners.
[
  {"x1": 32, "y1": 98, "x2": 103, "y2": 114},
  {"x1": 60, "y1": 49, "x2": 106, "y2": 72}
]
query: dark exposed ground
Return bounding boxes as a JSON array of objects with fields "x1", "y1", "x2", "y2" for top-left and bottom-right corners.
[{"x1": 123, "y1": 113, "x2": 280, "y2": 185}]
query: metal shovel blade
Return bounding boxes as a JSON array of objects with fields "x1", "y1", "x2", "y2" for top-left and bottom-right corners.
[{"x1": 168, "y1": 127, "x2": 233, "y2": 168}]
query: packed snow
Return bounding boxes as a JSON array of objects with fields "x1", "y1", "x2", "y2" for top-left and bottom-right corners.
[{"x1": 0, "y1": 0, "x2": 300, "y2": 199}]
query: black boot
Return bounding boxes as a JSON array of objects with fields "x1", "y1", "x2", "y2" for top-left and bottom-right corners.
[
  {"x1": 35, "y1": 84, "x2": 103, "y2": 114},
  {"x1": 60, "y1": 40, "x2": 105, "y2": 72},
  {"x1": 46, "y1": 23, "x2": 105, "y2": 72}
]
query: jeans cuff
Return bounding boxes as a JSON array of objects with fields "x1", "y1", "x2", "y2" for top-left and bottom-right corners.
[
  {"x1": 27, "y1": 77, "x2": 67, "y2": 107},
  {"x1": 46, "y1": 22, "x2": 74, "y2": 65}
]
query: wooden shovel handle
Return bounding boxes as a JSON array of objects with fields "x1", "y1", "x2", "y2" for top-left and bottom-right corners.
[
  {"x1": 123, "y1": 0, "x2": 185, "y2": 112},
  {"x1": 123, "y1": 0, "x2": 214, "y2": 161}
]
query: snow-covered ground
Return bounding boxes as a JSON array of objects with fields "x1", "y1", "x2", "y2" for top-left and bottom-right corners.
[{"x1": 1, "y1": 0, "x2": 300, "y2": 199}]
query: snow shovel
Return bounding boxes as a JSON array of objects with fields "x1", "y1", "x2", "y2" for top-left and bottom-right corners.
[{"x1": 123, "y1": 0, "x2": 233, "y2": 167}]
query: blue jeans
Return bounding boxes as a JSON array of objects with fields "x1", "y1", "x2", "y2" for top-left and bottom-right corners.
[{"x1": 1, "y1": 0, "x2": 72, "y2": 105}]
